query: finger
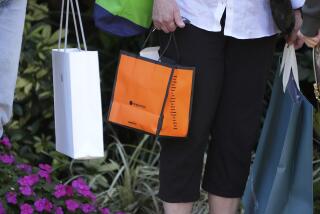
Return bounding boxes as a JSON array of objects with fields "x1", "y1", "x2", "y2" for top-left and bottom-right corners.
[
  {"x1": 160, "y1": 24, "x2": 170, "y2": 34},
  {"x1": 166, "y1": 21, "x2": 177, "y2": 32},
  {"x1": 286, "y1": 35, "x2": 294, "y2": 45},
  {"x1": 297, "y1": 31, "x2": 305, "y2": 40},
  {"x1": 173, "y1": 8, "x2": 185, "y2": 28},
  {"x1": 164, "y1": 19, "x2": 176, "y2": 32},
  {"x1": 305, "y1": 40, "x2": 317, "y2": 48},
  {"x1": 153, "y1": 21, "x2": 161, "y2": 30},
  {"x1": 306, "y1": 37, "x2": 318, "y2": 46},
  {"x1": 294, "y1": 37, "x2": 304, "y2": 49}
]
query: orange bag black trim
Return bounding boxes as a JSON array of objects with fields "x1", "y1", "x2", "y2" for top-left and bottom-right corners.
[{"x1": 107, "y1": 50, "x2": 195, "y2": 138}]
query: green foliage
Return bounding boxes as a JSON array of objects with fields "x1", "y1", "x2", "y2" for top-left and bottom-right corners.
[{"x1": 67, "y1": 135, "x2": 161, "y2": 214}]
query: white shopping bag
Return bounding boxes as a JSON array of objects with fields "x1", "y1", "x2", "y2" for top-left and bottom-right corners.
[{"x1": 52, "y1": 0, "x2": 104, "y2": 159}]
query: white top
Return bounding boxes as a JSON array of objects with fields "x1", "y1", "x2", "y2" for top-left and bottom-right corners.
[{"x1": 177, "y1": 0, "x2": 305, "y2": 39}]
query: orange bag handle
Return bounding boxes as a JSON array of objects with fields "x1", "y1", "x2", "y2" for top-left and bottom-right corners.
[{"x1": 154, "y1": 68, "x2": 175, "y2": 141}]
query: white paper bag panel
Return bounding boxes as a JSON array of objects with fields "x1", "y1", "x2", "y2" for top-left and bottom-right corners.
[{"x1": 52, "y1": 49, "x2": 104, "y2": 159}]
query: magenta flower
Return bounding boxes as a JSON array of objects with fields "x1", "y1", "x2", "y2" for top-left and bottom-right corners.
[
  {"x1": 16, "y1": 164, "x2": 33, "y2": 174},
  {"x1": 34, "y1": 198, "x2": 52, "y2": 212},
  {"x1": 99, "y1": 208, "x2": 111, "y2": 214},
  {"x1": 44, "y1": 200, "x2": 53, "y2": 212},
  {"x1": 54, "y1": 184, "x2": 67, "y2": 198},
  {"x1": 34, "y1": 198, "x2": 45, "y2": 212},
  {"x1": 71, "y1": 178, "x2": 93, "y2": 198},
  {"x1": 6, "y1": 192, "x2": 17, "y2": 204},
  {"x1": 65, "y1": 185, "x2": 73, "y2": 197},
  {"x1": 55, "y1": 207, "x2": 64, "y2": 214},
  {"x1": 19, "y1": 185, "x2": 33, "y2": 196},
  {"x1": 0, "y1": 136, "x2": 11, "y2": 148},
  {"x1": 39, "y1": 164, "x2": 52, "y2": 173},
  {"x1": 18, "y1": 174, "x2": 39, "y2": 186},
  {"x1": 0, "y1": 202, "x2": 5, "y2": 214},
  {"x1": 38, "y1": 170, "x2": 51, "y2": 182},
  {"x1": 115, "y1": 212, "x2": 126, "y2": 214},
  {"x1": 71, "y1": 178, "x2": 89, "y2": 191},
  {"x1": 20, "y1": 203, "x2": 34, "y2": 214},
  {"x1": 0, "y1": 154, "x2": 15, "y2": 165},
  {"x1": 81, "y1": 204, "x2": 96, "y2": 213},
  {"x1": 65, "y1": 199, "x2": 79, "y2": 212}
]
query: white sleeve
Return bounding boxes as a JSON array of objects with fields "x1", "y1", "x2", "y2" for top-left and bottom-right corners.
[
  {"x1": 0, "y1": 0, "x2": 27, "y2": 138},
  {"x1": 291, "y1": 0, "x2": 305, "y2": 9}
]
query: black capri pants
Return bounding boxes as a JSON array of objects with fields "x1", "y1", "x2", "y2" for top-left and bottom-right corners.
[{"x1": 157, "y1": 24, "x2": 276, "y2": 203}]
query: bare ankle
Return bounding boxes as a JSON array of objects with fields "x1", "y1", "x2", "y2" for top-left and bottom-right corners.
[{"x1": 163, "y1": 202, "x2": 193, "y2": 214}]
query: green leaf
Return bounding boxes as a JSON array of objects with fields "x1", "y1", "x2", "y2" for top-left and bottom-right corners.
[
  {"x1": 16, "y1": 78, "x2": 30, "y2": 89},
  {"x1": 98, "y1": 160, "x2": 120, "y2": 172},
  {"x1": 24, "y1": 83, "x2": 33, "y2": 95},
  {"x1": 36, "y1": 69, "x2": 48, "y2": 79}
]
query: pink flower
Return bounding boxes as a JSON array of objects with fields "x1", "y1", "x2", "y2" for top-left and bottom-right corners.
[
  {"x1": 55, "y1": 207, "x2": 64, "y2": 214},
  {"x1": 0, "y1": 136, "x2": 11, "y2": 149},
  {"x1": 54, "y1": 184, "x2": 66, "y2": 198},
  {"x1": 20, "y1": 203, "x2": 33, "y2": 214},
  {"x1": 18, "y1": 174, "x2": 39, "y2": 186},
  {"x1": 16, "y1": 164, "x2": 33, "y2": 174},
  {"x1": 65, "y1": 199, "x2": 79, "y2": 212},
  {"x1": 0, "y1": 154, "x2": 15, "y2": 165},
  {"x1": 34, "y1": 198, "x2": 53, "y2": 212},
  {"x1": 19, "y1": 186, "x2": 33, "y2": 196},
  {"x1": 0, "y1": 202, "x2": 5, "y2": 214},
  {"x1": 39, "y1": 164, "x2": 52, "y2": 173},
  {"x1": 99, "y1": 208, "x2": 110, "y2": 214},
  {"x1": 81, "y1": 204, "x2": 96, "y2": 213},
  {"x1": 6, "y1": 192, "x2": 17, "y2": 204}
]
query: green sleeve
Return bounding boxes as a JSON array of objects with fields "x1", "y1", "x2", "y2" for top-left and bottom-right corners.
[{"x1": 301, "y1": 0, "x2": 320, "y2": 37}]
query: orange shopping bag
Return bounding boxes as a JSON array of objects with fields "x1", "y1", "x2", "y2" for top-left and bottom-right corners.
[{"x1": 108, "y1": 43, "x2": 195, "y2": 138}]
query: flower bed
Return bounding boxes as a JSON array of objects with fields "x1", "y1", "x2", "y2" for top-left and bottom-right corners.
[{"x1": 0, "y1": 137, "x2": 124, "y2": 214}]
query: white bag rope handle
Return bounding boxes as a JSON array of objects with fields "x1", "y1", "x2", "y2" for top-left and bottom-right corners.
[
  {"x1": 58, "y1": 0, "x2": 87, "y2": 51},
  {"x1": 280, "y1": 44, "x2": 300, "y2": 92}
]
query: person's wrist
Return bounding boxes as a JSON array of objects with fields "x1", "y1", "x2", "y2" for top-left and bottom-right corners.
[{"x1": 294, "y1": 8, "x2": 302, "y2": 17}]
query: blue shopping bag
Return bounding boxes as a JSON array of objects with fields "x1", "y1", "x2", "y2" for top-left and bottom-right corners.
[{"x1": 242, "y1": 45, "x2": 314, "y2": 214}]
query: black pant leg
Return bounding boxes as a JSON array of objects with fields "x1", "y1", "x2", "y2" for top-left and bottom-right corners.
[
  {"x1": 202, "y1": 35, "x2": 277, "y2": 197},
  {"x1": 158, "y1": 24, "x2": 226, "y2": 203}
]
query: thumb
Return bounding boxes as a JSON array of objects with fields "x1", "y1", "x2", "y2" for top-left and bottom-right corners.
[{"x1": 174, "y1": 8, "x2": 185, "y2": 28}]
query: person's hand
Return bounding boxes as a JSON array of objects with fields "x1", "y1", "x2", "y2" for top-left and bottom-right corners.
[
  {"x1": 298, "y1": 30, "x2": 320, "y2": 48},
  {"x1": 152, "y1": 0, "x2": 185, "y2": 33},
  {"x1": 286, "y1": 9, "x2": 304, "y2": 49}
]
